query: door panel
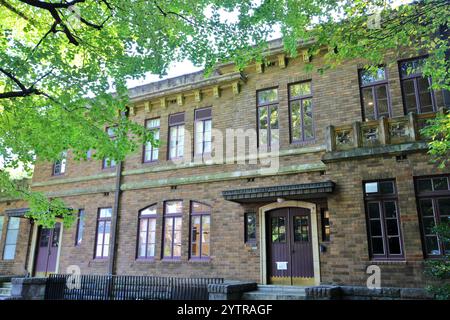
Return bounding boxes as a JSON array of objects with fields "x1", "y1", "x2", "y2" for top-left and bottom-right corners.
[
  {"x1": 35, "y1": 223, "x2": 61, "y2": 275},
  {"x1": 267, "y1": 208, "x2": 314, "y2": 285}
]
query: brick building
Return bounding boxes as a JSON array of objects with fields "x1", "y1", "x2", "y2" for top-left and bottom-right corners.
[{"x1": 0, "y1": 39, "x2": 449, "y2": 288}]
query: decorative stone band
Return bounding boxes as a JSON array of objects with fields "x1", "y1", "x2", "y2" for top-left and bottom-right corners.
[{"x1": 222, "y1": 181, "x2": 335, "y2": 203}]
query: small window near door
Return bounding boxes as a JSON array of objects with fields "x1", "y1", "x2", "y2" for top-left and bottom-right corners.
[
  {"x1": 75, "y1": 209, "x2": 85, "y2": 246},
  {"x1": 321, "y1": 209, "x2": 331, "y2": 242},
  {"x1": 95, "y1": 208, "x2": 112, "y2": 259},
  {"x1": 3, "y1": 217, "x2": 20, "y2": 260},
  {"x1": 363, "y1": 180, "x2": 404, "y2": 260},
  {"x1": 359, "y1": 66, "x2": 391, "y2": 121},
  {"x1": 244, "y1": 212, "x2": 256, "y2": 244}
]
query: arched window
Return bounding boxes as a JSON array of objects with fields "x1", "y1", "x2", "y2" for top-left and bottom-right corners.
[
  {"x1": 190, "y1": 202, "x2": 211, "y2": 259},
  {"x1": 137, "y1": 204, "x2": 157, "y2": 259}
]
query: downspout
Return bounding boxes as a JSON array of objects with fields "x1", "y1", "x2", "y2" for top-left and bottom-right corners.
[{"x1": 108, "y1": 160, "x2": 123, "y2": 275}]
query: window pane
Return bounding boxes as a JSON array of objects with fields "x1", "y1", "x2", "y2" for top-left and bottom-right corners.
[
  {"x1": 402, "y1": 79, "x2": 418, "y2": 113},
  {"x1": 384, "y1": 201, "x2": 397, "y2": 218},
  {"x1": 303, "y1": 99, "x2": 314, "y2": 139},
  {"x1": 278, "y1": 217, "x2": 286, "y2": 242},
  {"x1": 437, "y1": 198, "x2": 450, "y2": 217},
  {"x1": 147, "y1": 243, "x2": 155, "y2": 257},
  {"x1": 368, "y1": 202, "x2": 380, "y2": 219},
  {"x1": 362, "y1": 87, "x2": 375, "y2": 121},
  {"x1": 386, "y1": 219, "x2": 399, "y2": 236},
  {"x1": 400, "y1": 59, "x2": 425, "y2": 78},
  {"x1": 371, "y1": 237, "x2": 384, "y2": 254},
  {"x1": 202, "y1": 215, "x2": 211, "y2": 257},
  {"x1": 191, "y1": 216, "x2": 201, "y2": 257},
  {"x1": 423, "y1": 217, "x2": 436, "y2": 235},
  {"x1": 5, "y1": 229, "x2": 19, "y2": 244},
  {"x1": 257, "y1": 88, "x2": 278, "y2": 105},
  {"x1": 379, "y1": 181, "x2": 394, "y2": 194},
  {"x1": 164, "y1": 218, "x2": 173, "y2": 257},
  {"x1": 258, "y1": 106, "x2": 268, "y2": 146},
  {"x1": 141, "y1": 206, "x2": 157, "y2": 216},
  {"x1": 245, "y1": 213, "x2": 256, "y2": 242},
  {"x1": 192, "y1": 202, "x2": 211, "y2": 213},
  {"x1": 417, "y1": 179, "x2": 433, "y2": 192},
  {"x1": 417, "y1": 77, "x2": 434, "y2": 113},
  {"x1": 3, "y1": 244, "x2": 16, "y2": 260},
  {"x1": 360, "y1": 67, "x2": 386, "y2": 85},
  {"x1": 8, "y1": 217, "x2": 20, "y2": 229},
  {"x1": 375, "y1": 85, "x2": 389, "y2": 117},
  {"x1": 370, "y1": 220, "x2": 382, "y2": 237},
  {"x1": 99, "y1": 208, "x2": 112, "y2": 218},
  {"x1": 290, "y1": 101, "x2": 301, "y2": 141},
  {"x1": 290, "y1": 82, "x2": 311, "y2": 97},
  {"x1": 166, "y1": 201, "x2": 183, "y2": 214},
  {"x1": 139, "y1": 244, "x2": 146, "y2": 257},
  {"x1": 0, "y1": 216, "x2": 3, "y2": 237},
  {"x1": 433, "y1": 178, "x2": 449, "y2": 191},
  {"x1": 147, "y1": 118, "x2": 160, "y2": 128},
  {"x1": 426, "y1": 236, "x2": 440, "y2": 255},
  {"x1": 294, "y1": 216, "x2": 309, "y2": 242},
  {"x1": 270, "y1": 106, "x2": 279, "y2": 146},
  {"x1": 420, "y1": 199, "x2": 434, "y2": 217},
  {"x1": 388, "y1": 237, "x2": 401, "y2": 255}
]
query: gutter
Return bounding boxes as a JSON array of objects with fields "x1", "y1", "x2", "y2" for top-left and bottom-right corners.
[{"x1": 107, "y1": 160, "x2": 123, "y2": 275}]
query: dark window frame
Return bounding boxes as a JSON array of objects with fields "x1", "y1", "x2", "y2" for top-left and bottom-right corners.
[
  {"x1": 358, "y1": 66, "x2": 392, "y2": 121},
  {"x1": 75, "y1": 209, "x2": 85, "y2": 246},
  {"x1": 189, "y1": 201, "x2": 211, "y2": 260},
  {"x1": 256, "y1": 86, "x2": 279, "y2": 150},
  {"x1": 168, "y1": 113, "x2": 185, "y2": 160},
  {"x1": 2, "y1": 216, "x2": 20, "y2": 260},
  {"x1": 52, "y1": 151, "x2": 67, "y2": 176},
  {"x1": 398, "y1": 56, "x2": 437, "y2": 115},
  {"x1": 320, "y1": 208, "x2": 330, "y2": 242},
  {"x1": 142, "y1": 118, "x2": 160, "y2": 163},
  {"x1": 194, "y1": 107, "x2": 212, "y2": 158},
  {"x1": 102, "y1": 126, "x2": 117, "y2": 170},
  {"x1": 288, "y1": 80, "x2": 315, "y2": 144},
  {"x1": 244, "y1": 212, "x2": 257, "y2": 244},
  {"x1": 136, "y1": 204, "x2": 158, "y2": 260},
  {"x1": 363, "y1": 179, "x2": 405, "y2": 261},
  {"x1": 162, "y1": 200, "x2": 183, "y2": 260},
  {"x1": 94, "y1": 207, "x2": 112, "y2": 259},
  {"x1": 415, "y1": 174, "x2": 450, "y2": 258}
]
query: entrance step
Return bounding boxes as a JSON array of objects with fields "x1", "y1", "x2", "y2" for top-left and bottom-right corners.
[
  {"x1": 242, "y1": 285, "x2": 306, "y2": 300},
  {"x1": 0, "y1": 282, "x2": 12, "y2": 298}
]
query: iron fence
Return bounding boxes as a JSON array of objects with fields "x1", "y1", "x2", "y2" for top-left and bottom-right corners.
[{"x1": 44, "y1": 274, "x2": 223, "y2": 300}]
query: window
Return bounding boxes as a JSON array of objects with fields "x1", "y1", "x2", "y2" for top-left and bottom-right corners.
[
  {"x1": 3, "y1": 217, "x2": 20, "y2": 260},
  {"x1": 359, "y1": 66, "x2": 391, "y2": 121},
  {"x1": 244, "y1": 212, "x2": 256, "y2": 244},
  {"x1": 194, "y1": 108, "x2": 212, "y2": 157},
  {"x1": 137, "y1": 205, "x2": 157, "y2": 259},
  {"x1": 321, "y1": 209, "x2": 330, "y2": 242},
  {"x1": 75, "y1": 209, "x2": 85, "y2": 246},
  {"x1": 190, "y1": 202, "x2": 211, "y2": 259},
  {"x1": 0, "y1": 216, "x2": 4, "y2": 239},
  {"x1": 289, "y1": 81, "x2": 314, "y2": 142},
  {"x1": 103, "y1": 127, "x2": 117, "y2": 169},
  {"x1": 168, "y1": 113, "x2": 185, "y2": 160},
  {"x1": 399, "y1": 57, "x2": 435, "y2": 114},
  {"x1": 415, "y1": 175, "x2": 450, "y2": 257},
  {"x1": 257, "y1": 88, "x2": 279, "y2": 149},
  {"x1": 163, "y1": 201, "x2": 183, "y2": 259},
  {"x1": 53, "y1": 151, "x2": 67, "y2": 175},
  {"x1": 95, "y1": 208, "x2": 112, "y2": 259},
  {"x1": 364, "y1": 180, "x2": 404, "y2": 260},
  {"x1": 143, "y1": 118, "x2": 160, "y2": 162}
]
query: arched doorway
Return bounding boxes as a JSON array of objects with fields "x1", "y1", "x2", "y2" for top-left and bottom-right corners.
[{"x1": 259, "y1": 201, "x2": 320, "y2": 286}]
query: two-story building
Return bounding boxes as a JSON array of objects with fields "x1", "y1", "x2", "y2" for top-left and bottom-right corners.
[{"x1": 0, "y1": 38, "x2": 449, "y2": 288}]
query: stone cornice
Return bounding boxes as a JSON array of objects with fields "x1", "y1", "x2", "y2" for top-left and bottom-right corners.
[{"x1": 129, "y1": 72, "x2": 246, "y2": 104}]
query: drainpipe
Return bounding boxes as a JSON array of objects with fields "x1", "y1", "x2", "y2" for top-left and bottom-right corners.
[{"x1": 108, "y1": 160, "x2": 123, "y2": 275}]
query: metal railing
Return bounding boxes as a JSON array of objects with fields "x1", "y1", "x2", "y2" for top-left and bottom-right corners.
[{"x1": 44, "y1": 274, "x2": 223, "y2": 300}]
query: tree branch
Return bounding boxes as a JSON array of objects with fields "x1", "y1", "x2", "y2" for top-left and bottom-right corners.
[{"x1": 18, "y1": 0, "x2": 85, "y2": 10}]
